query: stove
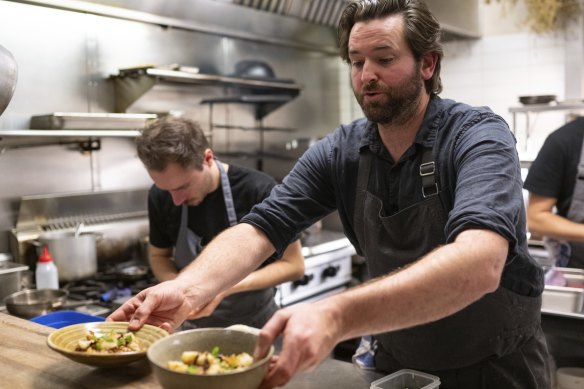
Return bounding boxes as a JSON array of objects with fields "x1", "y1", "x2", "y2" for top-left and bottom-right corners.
[
  {"x1": 276, "y1": 229, "x2": 356, "y2": 307},
  {"x1": 61, "y1": 262, "x2": 158, "y2": 317}
]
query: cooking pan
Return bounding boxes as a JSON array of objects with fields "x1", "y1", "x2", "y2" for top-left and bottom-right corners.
[
  {"x1": 0, "y1": 44, "x2": 17, "y2": 116},
  {"x1": 115, "y1": 263, "x2": 149, "y2": 281},
  {"x1": 4, "y1": 289, "x2": 68, "y2": 319}
]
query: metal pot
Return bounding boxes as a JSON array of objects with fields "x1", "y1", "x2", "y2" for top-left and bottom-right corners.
[
  {"x1": 4, "y1": 289, "x2": 68, "y2": 319},
  {"x1": 34, "y1": 231, "x2": 99, "y2": 282},
  {"x1": 0, "y1": 44, "x2": 17, "y2": 116}
]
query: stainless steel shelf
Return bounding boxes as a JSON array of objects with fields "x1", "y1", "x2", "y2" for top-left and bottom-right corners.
[
  {"x1": 0, "y1": 129, "x2": 140, "y2": 137},
  {"x1": 509, "y1": 101, "x2": 584, "y2": 113},
  {"x1": 143, "y1": 68, "x2": 302, "y2": 91},
  {"x1": 509, "y1": 101, "x2": 584, "y2": 150},
  {"x1": 0, "y1": 129, "x2": 140, "y2": 150},
  {"x1": 111, "y1": 67, "x2": 302, "y2": 112}
]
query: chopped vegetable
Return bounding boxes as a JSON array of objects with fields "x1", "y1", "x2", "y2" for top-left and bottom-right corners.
[
  {"x1": 168, "y1": 347, "x2": 254, "y2": 375},
  {"x1": 75, "y1": 330, "x2": 141, "y2": 353}
]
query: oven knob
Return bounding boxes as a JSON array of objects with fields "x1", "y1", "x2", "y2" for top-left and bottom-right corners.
[
  {"x1": 322, "y1": 265, "x2": 340, "y2": 279},
  {"x1": 292, "y1": 274, "x2": 314, "y2": 288}
]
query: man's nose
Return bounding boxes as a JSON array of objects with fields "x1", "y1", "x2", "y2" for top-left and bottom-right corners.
[
  {"x1": 361, "y1": 60, "x2": 378, "y2": 84},
  {"x1": 170, "y1": 191, "x2": 185, "y2": 206}
]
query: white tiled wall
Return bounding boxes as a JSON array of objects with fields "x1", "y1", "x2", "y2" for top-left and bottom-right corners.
[{"x1": 441, "y1": 32, "x2": 571, "y2": 161}]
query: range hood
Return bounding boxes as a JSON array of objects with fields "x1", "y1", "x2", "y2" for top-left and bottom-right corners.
[
  {"x1": 211, "y1": 0, "x2": 481, "y2": 39},
  {"x1": 15, "y1": 0, "x2": 479, "y2": 54},
  {"x1": 226, "y1": 0, "x2": 347, "y2": 28}
]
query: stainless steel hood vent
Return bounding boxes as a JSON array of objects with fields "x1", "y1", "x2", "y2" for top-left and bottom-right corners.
[
  {"x1": 226, "y1": 0, "x2": 348, "y2": 28},
  {"x1": 216, "y1": 0, "x2": 481, "y2": 39}
]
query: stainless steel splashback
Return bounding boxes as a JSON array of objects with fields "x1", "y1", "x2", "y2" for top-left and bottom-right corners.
[
  {"x1": 14, "y1": 189, "x2": 148, "y2": 232},
  {"x1": 10, "y1": 188, "x2": 150, "y2": 268}
]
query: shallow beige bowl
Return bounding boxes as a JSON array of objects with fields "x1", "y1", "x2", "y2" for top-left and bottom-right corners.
[
  {"x1": 47, "y1": 321, "x2": 169, "y2": 367},
  {"x1": 147, "y1": 327, "x2": 274, "y2": 389}
]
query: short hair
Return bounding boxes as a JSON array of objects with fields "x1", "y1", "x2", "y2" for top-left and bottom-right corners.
[
  {"x1": 338, "y1": 0, "x2": 443, "y2": 94},
  {"x1": 135, "y1": 117, "x2": 210, "y2": 171}
]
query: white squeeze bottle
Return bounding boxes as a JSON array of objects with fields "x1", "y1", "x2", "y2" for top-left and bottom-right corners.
[{"x1": 36, "y1": 245, "x2": 59, "y2": 290}]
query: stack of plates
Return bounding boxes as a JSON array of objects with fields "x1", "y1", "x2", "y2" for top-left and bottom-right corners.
[{"x1": 518, "y1": 95, "x2": 556, "y2": 105}]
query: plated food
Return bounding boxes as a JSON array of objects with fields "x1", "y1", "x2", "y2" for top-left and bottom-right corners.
[
  {"x1": 168, "y1": 347, "x2": 254, "y2": 374},
  {"x1": 47, "y1": 321, "x2": 168, "y2": 367},
  {"x1": 76, "y1": 329, "x2": 141, "y2": 353},
  {"x1": 148, "y1": 327, "x2": 274, "y2": 389}
]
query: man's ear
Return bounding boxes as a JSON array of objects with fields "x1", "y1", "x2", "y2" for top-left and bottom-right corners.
[
  {"x1": 203, "y1": 148, "x2": 215, "y2": 166},
  {"x1": 421, "y1": 52, "x2": 437, "y2": 81}
]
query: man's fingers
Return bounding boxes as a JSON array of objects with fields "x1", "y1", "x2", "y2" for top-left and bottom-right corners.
[
  {"x1": 254, "y1": 312, "x2": 288, "y2": 360},
  {"x1": 107, "y1": 295, "x2": 141, "y2": 323},
  {"x1": 125, "y1": 292, "x2": 155, "y2": 330}
]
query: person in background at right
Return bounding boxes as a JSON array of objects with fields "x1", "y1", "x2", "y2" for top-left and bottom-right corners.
[{"x1": 524, "y1": 116, "x2": 584, "y2": 269}]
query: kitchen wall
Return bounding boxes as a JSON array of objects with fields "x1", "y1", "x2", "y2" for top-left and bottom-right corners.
[{"x1": 0, "y1": 0, "x2": 341, "y2": 253}]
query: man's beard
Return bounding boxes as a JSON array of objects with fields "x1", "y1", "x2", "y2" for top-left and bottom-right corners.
[{"x1": 354, "y1": 68, "x2": 424, "y2": 125}]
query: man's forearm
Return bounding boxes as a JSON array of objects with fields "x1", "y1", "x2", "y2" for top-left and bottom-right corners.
[
  {"x1": 322, "y1": 229, "x2": 507, "y2": 342},
  {"x1": 176, "y1": 223, "x2": 276, "y2": 305},
  {"x1": 149, "y1": 252, "x2": 178, "y2": 281},
  {"x1": 530, "y1": 211, "x2": 584, "y2": 242}
]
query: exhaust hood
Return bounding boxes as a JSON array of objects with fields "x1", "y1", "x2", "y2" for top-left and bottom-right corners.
[
  {"x1": 15, "y1": 0, "x2": 479, "y2": 54},
  {"x1": 211, "y1": 0, "x2": 481, "y2": 39}
]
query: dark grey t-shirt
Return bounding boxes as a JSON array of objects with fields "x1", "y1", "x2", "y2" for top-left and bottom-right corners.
[
  {"x1": 243, "y1": 96, "x2": 544, "y2": 296},
  {"x1": 523, "y1": 117, "x2": 584, "y2": 216}
]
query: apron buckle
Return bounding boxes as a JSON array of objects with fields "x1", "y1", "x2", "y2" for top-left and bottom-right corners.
[
  {"x1": 422, "y1": 183, "x2": 439, "y2": 198},
  {"x1": 420, "y1": 162, "x2": 435, "y2": 176}
]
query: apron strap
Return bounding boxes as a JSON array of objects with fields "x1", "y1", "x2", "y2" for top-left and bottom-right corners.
[
  {"x1": 354, "y1": 151, "x2": 374, "y2": 248},
  {"x1": 216, "y1": 159, "x2": 237, "y2": 226},
  {"x1": 420, "y1": 147, "x2": 438, "y2": 198}
]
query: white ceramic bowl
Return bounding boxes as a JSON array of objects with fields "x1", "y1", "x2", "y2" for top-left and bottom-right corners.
[{"x1": 557, "y1": 367, "x2": 584, "y2": 389}]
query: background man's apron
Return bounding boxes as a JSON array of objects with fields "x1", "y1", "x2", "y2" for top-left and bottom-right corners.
[
  {"x1": 174, "y1": 160, "x2": 278, "y2": 328},
  {"x1": 544, "y1": 136, "x2": 584, "y2": 269},
  {"x1": 353, "y1": 147, "x2": 550, "y2": 388}
]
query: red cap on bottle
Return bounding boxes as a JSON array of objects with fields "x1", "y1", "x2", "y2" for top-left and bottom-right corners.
[{"x1": 38, "y1": 245, "x2": 54, "y2": 263}]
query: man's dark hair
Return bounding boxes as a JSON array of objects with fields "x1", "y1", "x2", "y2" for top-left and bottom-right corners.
[
  {"x1": 338, "y1": 0, "x2": 443, "y2": 94},
  {"x1": 135, "y1": 117, "x2": 210, "y2": 171}
]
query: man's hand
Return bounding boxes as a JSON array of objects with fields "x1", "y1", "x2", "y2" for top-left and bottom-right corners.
[
  {"x1": 186, "y1": 291, "x2": 227, "y2": 320},
  {"x1": 107, "y1": 279, "x2": 196, "y2": 333},
  {"x1": 253, "y1": 302, "x2": 342, "y2": 389}
]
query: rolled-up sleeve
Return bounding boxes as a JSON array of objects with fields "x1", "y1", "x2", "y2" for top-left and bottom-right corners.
[
  {"x1": 241, "y1": 136, "x2": 338, "y2": 257},
  {"x1": 445, "y1": 113, "x2": 523, "y2": 248}
]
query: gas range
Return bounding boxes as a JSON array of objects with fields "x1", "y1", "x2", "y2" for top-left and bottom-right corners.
[
  {"x1": 276, "y1": 229, "x2": 356, "y2": 307},
  {"x1": 60, "y1": 262, "x2": 157, "y2": 317}
]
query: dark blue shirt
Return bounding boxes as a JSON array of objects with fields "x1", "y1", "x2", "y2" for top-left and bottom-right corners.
[{"x1": 242, "y1": 96, "x2": 544, "y2": 296}]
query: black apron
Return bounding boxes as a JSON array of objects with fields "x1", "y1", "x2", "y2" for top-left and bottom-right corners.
[
  {"x1": 175, "y1": 160, "x2": 278, "y2": 329},
  {"x1": 544, "y1": 135, "x2": 584, "y2": 269},
  {"x1": 353, "y1": 146, "x2": 551, "y2": 388}
]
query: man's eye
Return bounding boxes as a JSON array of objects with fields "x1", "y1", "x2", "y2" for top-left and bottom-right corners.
[
  {"x1": 351, "y1": 61, "x2": 363, "y2": 68},
  {"x1": 379, "y1": 58, "x2": 393, "y2": 65}
]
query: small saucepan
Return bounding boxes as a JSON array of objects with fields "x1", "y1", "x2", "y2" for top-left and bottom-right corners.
[
  {"x1": 4, "y1": 289, "x2": 68, "y2": 319},
  {"x1": 115, "y1": 263, "x2": 149, "y2": 282}
]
